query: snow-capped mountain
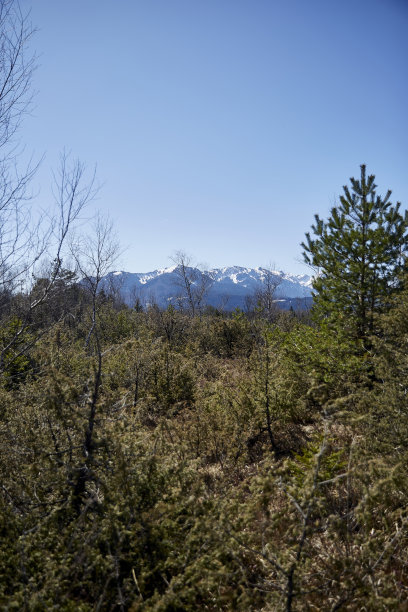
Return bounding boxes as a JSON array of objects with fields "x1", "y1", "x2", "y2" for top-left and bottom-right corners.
[{"x1": 100, "y1": 266, "x2": 313, "y2": 310}]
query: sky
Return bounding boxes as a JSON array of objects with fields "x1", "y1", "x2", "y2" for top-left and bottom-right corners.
[{"x1": 19, "y1": 0, "x2": 408, "y2": 274}]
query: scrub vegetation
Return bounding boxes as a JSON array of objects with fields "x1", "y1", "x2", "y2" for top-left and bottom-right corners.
[{"x1": 2, "y1": 230, "x2": 408, "y2": 610}]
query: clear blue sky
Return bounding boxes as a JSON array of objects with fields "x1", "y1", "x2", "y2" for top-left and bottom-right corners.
[{"x1": 21, "y1": 0, "x2": 408, "y2": 274}]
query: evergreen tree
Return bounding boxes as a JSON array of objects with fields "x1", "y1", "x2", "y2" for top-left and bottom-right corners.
[{"x1": 302, "y1": 165, "x2": 408, "y2": 340}]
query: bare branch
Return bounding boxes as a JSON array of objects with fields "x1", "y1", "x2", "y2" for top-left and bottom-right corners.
[{"x1": 171, "y1": 250, "x2": 214, "y2": 316}]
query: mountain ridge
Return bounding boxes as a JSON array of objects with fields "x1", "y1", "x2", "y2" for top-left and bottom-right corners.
[{"x1": 101, "y1": 266, "x2": 313, "y2": 310}]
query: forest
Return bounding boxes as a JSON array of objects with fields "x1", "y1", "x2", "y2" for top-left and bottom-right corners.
[{"x1": 1, "y1": 1, "x2": 408, "y2": 610}]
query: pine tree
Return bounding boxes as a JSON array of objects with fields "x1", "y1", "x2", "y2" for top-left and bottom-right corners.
[{"x1": 302, "y1": 165, "x2": 408, "y2": 341}]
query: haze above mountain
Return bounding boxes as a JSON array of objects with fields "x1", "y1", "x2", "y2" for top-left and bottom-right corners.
[{"x1": 101, "y1": 266, "x2": 313, "y2": 310}]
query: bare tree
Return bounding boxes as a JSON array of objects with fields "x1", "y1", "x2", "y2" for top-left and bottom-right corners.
[
  {"x1": 0, "y1": 153, "x2": 97, "y2": 376},
  {"x1": 72, "y1": 214, "x2": 120, "y2": 346},
  {"x1": 171, "y1": 250, "x2": 214, "y2": 316},
  {"x1": 0, "y1": 0, "x2": 39, "y2": 293},
  {"x1": 28, "y1": 152, "x2": 98, "y2": 309},
  {"x1": 70, "y1": 214, "x2": 120, "y2": 513},
  {"x1": 0, "y1": 3, "x2": 100, "y2": 307},
  {"x1": 0, "y1": 1, "x2": 35, "y2": 147},
  {"x1": 254, "y1": 267, "x2": 282, "y2": 322}
]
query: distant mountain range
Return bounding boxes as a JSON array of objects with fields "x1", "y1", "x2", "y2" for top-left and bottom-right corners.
[{"x1": 99, "y1": 266, "x2": 314, "y2": 311}]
